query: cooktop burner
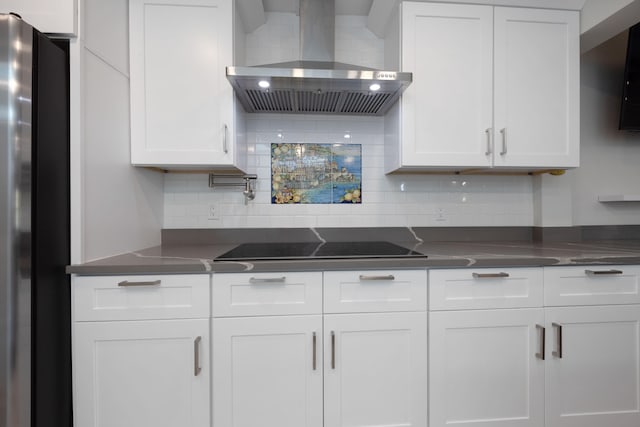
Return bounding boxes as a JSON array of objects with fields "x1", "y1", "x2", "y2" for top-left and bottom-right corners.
[{"x1": 215, "y1": 241, "x2": 426, "y2": 261}]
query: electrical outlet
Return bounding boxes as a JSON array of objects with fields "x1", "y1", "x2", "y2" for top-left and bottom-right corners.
[
  {"x1": 208, "y1": 204, "x2": 221, "y2": 221},
  {"x1": 435, "y1": 207, "x2": 447, "y2": 222}
]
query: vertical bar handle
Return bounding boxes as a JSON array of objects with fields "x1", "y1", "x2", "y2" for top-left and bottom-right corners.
[
  {"x1": 535, "y1": 324, "x2": 545, "y2": 360},
  {"x1": 194, "y1": 336, "x2": 202, "y2": 376},
  {"x1": 485, "y1": 128, "x2": 492, "y2": 155},
  {"x1": 552, "y1": 323, "x2": 563, "y2": 359},
  {"x1": 312, "y1": 332, "x2": 317, "y2": 371},
  {"x1": 500, "y1": 128, "x2": 507, "y2": 155},
  {"x1": 331, "y1": 331, "x2": 335, "y2": 370},
  {"x1": 223, "y1": 124, "x2": 228, "y2": 154}
]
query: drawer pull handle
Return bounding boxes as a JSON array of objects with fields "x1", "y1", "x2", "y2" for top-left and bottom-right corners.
[
  {"x1": 331, "y1": 331, "x2": 336, "y2": 370},
  {"x1": 249, "y1": 277, "x2": 286, "y2": 284},
  {"x1": 359, "y1": 275, "x2": 395, "y2": 281},
  {"x1": 585, "y1": 269, "x2": 623, "y2": 276},
  {"x1": 472, "y1": 272, "x2": 509, "y2": 279},
  {"x1": 117, "y1": 280, "x2": 161, "y2": 287},
  {"x1": 535, "y1": 324, "x2": 545, "y2": 360},
  {"x1": 194, "y1": 336, "x2": 202, "y2": 376},
  {"x1": 312, "y1": 332, "x2": 317, "y2": 371},
  {"x1": 552, "y1": 323, "x2": 563, "y2": 359}
]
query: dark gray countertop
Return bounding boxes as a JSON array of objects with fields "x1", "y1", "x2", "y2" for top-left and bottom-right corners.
[{"x1": 66, "y1": 238, "x2": 640, "y2": 275}]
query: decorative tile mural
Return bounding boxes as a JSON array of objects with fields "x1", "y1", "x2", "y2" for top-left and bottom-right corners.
[{"x1": 271, "y1": 143, "x2": 362, "y2": 204}]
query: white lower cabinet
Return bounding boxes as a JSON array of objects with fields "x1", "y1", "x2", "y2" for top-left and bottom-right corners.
[
  {"x1": 544, "y1": 266, "x2": 640, "y2": 427},
  {"x1": 211, "y1": 270, "x2": 428, "y2": 427},
  {"x1": 428, "y1": 268, "x2": 545, "y2": 427},
  {"x1": 72, "y1": 274, "x2": 211, "y2": 427},
  {"x1": 545, "y1": 308, "x2": 640, "y2": 427},
  {"x1": 73, "y1": 265, "x2": 640, "y2": 427},
  {"x1": 429, "y1": 266, "x2": 640, "y2": 427},
  {"x1": 212, "y1": 315, "x2": 323, "y2": 427},
  {"x1": 74, "y1": 319, "x2": 210, "y2": 427},
  {"x1": 324, "y1": 312, "x2": 428, "y2": 427},
  {"x1": 429, "y1": 309, "x2": 545, "y2": 427}
]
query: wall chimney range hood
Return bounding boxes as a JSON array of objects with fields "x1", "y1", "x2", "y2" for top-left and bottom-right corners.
[{"x1": 226, "y1": 0, "x2": 412, "y2": 116}]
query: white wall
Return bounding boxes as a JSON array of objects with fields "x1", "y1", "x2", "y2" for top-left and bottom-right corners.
[
  {"x1": 78, "y1": 0, "x2": 163, "y2": 261},
  {"x1": 572, "y1": 31, "x2": 640, "y2": 225}
]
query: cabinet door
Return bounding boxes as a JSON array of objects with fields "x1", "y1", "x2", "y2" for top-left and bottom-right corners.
[
  {"x1": 429, "y1": 309, "x2": 545, "y2": 427},
  {"x1": 73, "y1": 319, "x2": 210, "y2": 427},
  {"x1": 3, "y1": 0, "x2": 76, "y2": 35},
  {"x1": 212, "y1": 316, "x2": 323, "y2": 427},
  {"x1": 400, "y1": 2, "x2": 493, "y2": 168},
  {"x1": 493, "y1": 7, "x2": 579, "y2": 168},
  {"x1": 545, "y1": 305, "x2": 640, "y2": 427},
  {"x1": 129, "y1": 0, "x2": 238, "y2": 168},
  {"x1": 324, "y1": 312, "x2": 428, "y2": 427}
]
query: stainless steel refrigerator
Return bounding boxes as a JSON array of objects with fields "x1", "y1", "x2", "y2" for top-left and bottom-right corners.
[{"x1": 0, "y1": 13, "x2": 71, "y2": 427}]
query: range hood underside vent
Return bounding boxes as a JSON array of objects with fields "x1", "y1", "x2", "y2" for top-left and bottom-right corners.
[
  {"x1": 228, "y1": 65, "x2": 411, "y2": 116},
  {"x1": 244, "y1": 89, "x2": 394, "y2": 115}
]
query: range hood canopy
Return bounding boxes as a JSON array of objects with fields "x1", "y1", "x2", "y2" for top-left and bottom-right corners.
[{"x1": 226, "y1": 0, "x2": 412, "y2": 116}]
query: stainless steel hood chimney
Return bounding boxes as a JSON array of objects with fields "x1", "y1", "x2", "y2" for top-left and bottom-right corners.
[{"x1": 226, "y1": 0, "x2": 412, "y2": 116}]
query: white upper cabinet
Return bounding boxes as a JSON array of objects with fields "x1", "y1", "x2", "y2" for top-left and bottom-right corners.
[
  {"x1": 386, "y1": 2, "x2": 579, "y2": 172},
  {"x1": 3, "y1": 0, "x2": 76, "y2": 35},
  {"x1": 396, "y1": 2, "x2": 494, "y2": 170},
  {"x1": 129, "y1": 0, "x2": 246, "y2": 171},
  {"x1": 493, "y1": 7, "x2": 579, "y2": 169}
]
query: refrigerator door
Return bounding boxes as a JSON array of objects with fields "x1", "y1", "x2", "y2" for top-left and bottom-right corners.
[{"x1": 0, "y1": 14, "x2": 33, "y2": 427}]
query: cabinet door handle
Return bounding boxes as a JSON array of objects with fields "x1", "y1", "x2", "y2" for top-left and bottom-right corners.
[
  {"x1": 223, "y1": 124, "x2": 228, "y2": 154},
  {"x1": 359, "y1": 274, "x2": 395, "y2": 281},
  {"x1": 585, "y1": 269, "x2": 623, "y2": 276},
  {"x1": 485, "y1": 128, "x2": 492, "y2": 155},
  {"x1": 552, "y1": 323, "x2": 563, "y2": 359},
  {"x1": 312, "y1": 332, "x2": 317, "y2": 371},
  {"x1": 331, "y1": 331, "x2": 336, "y2": 370},
  {"x1": 472, "y1": 272, "x2": 509, "y2": 279},
  {"x1": 194, "y1": 336, "x2": 202, "y2": 376},
  {"x1": 249, "y1": 277, "x2": 286, "y2": 284},
  {"x1": 535, "y1": 324, "x2": 545, "y2": 360},
  {"x1": 117, "y1": 279, "x2": 161, "y2": 287},
  {"x1": 500, "y1": 128, "x2": 507, "y2": 155}
]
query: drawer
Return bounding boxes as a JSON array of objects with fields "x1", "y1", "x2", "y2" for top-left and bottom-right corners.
[
  {"x1": 429, "y1": 268, "x2": 543, "y2": 310},
  {"x1": 323, "y1": 270, "x2": 427, "y2": 313},
  {"x1": 544, "y1": 265, "x2": 640, "y2": 306},
  {"x1": 212, "y1": 272, "x2": 322, "y2": 317},
  {"x1": 73, "y1": 274, "x2": 210, "y2": 321}
]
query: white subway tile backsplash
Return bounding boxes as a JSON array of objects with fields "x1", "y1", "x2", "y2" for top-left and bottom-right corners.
[{"x1": 163, "y1": 113, "x2": 534, "y2": 229}]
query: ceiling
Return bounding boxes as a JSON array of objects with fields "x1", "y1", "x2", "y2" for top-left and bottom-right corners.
[{"x1": 254, "y1": 0, "x2": 640, "y2": 52}]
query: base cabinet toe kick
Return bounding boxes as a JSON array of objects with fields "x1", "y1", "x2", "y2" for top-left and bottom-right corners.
[{"x1": 71, "y1": 265, "x2": 640, "y2": 427}]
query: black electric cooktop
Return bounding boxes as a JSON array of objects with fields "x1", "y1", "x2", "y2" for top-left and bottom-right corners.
[{"x1": 215, "y1": 241, "x2": 426, "y2": 261}]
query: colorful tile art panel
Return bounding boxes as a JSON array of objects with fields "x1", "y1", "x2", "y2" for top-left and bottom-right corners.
[{"x1": 271, "y1": 143, "x2": 362, "y2": 204}]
